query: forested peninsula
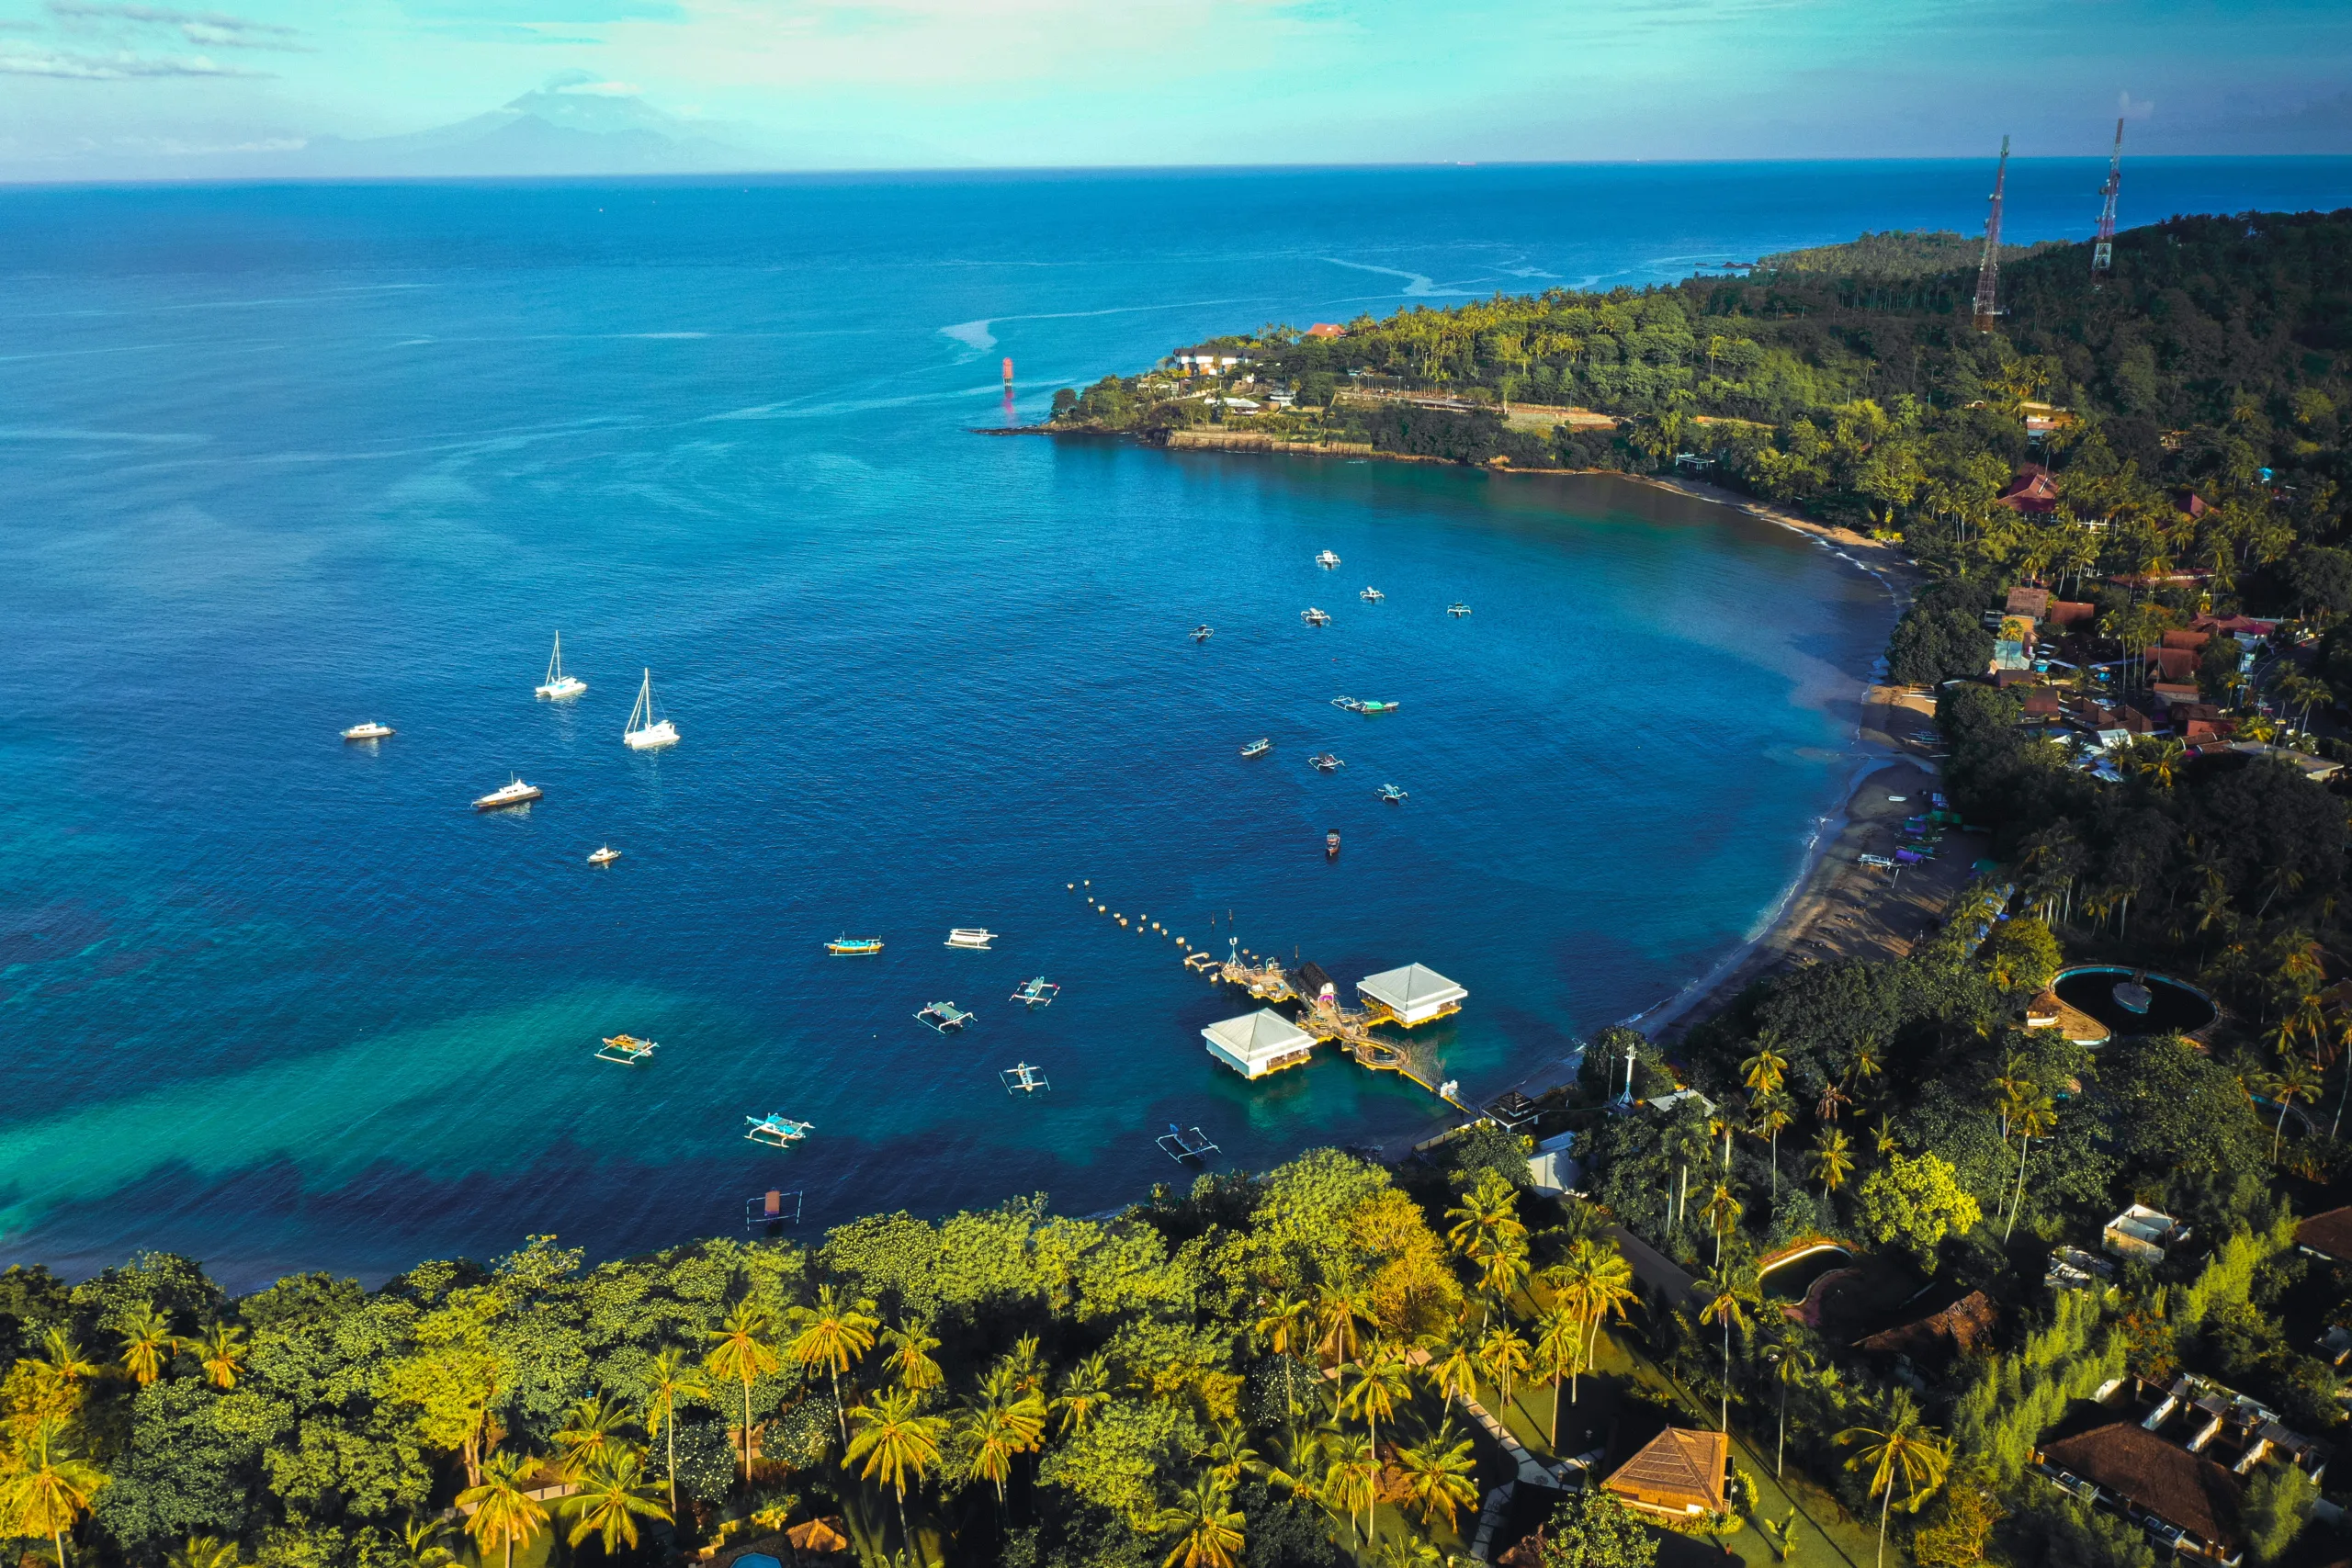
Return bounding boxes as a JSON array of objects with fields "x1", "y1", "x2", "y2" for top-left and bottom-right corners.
[{"x1": 10, "y1": 211, "x2": 2352, "y2": 1568}]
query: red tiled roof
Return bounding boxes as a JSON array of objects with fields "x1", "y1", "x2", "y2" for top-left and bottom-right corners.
[
  {"x1": 2145, "y1": 647, "x2": 2199, "y2": 682},
  {"x1": 1858, "y1": 1290, "x2": 1998, "y2": 1362},
  {"x1": 2161, "y1": 628, "x2": 2211, "y2": 651},
  {"x1": 2300, "y1": 1206, "x2": 2352, "y2": 1262},
  {"x1": 1306, "y1": 322, "x2": 1345, "y2": 338},
  {"x1": 2045, "y1": 600, "x2": 2098, "y2": 627},
  {"x1": 2041, "y1": 1422, "x2": 2242, "y2": 1549}
]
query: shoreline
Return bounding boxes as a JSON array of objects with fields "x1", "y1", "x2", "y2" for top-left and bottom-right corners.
[{"x1": 1017, "y1": 422, "x2": 1948, "y2": 1129}]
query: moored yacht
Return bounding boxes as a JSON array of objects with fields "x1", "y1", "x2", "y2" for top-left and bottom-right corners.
[
  {"x1": 536, "y1": 632, "x2": 587, "y2": 700},
  {"x1": 623, "y1": 669, "x2": 679, "y2": 750},
  {"x1": 474, "y1": 776, "x2": 542, "y2": 810}
]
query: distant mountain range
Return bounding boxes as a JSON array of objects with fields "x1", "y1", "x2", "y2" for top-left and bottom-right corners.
[{"x1": 298, "y1": 77, "x2": 753, "y2": 177}]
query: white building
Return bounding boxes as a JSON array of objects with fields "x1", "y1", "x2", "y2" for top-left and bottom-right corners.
[
  {"x1": 1203, "y1": 1009, "x2": 1317, "y2": 1079},
  {"x1": 1357, "y1": 964, "x2": 1467, "y2": 1028},
  {"x1": 2103, "y1": 1203, "x2": 2190, "y2": 1265}
]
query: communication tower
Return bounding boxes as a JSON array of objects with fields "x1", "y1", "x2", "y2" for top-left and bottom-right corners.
[
  {"x1": 1972, "y1": 135, "x2": 2011, "y2": 333},
  {"x1": 2091, "y1": 118, "x2": 2125, "y2": 288}
]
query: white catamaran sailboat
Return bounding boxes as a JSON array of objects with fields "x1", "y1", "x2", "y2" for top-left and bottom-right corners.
[
  {"x1": 536, "y1": 632, "x2": 587, "y2": 701},
  {"x1": 622, "y1": 669, "x2": 679, "y2": 751}
]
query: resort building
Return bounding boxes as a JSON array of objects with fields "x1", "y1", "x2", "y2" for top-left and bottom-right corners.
[
  {"x1": 1356, "y1": 963, "x2": 1467, "y2": 1027},
  {"x1": 1201, "y1": 1009, "x2": 1317, "y2": 1079},
  {"x1": 2295, "y1": 1204, "x2": 2352, "y2": 1264},
  {"x1": 1600, "y1": 1427, "x2": 1729, "y2": 1519},
  {"x1": 2103, "y1": 1203, "x2": 2189, "y2": 1265}
]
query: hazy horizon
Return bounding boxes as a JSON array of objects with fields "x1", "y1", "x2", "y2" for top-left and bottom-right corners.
[{"x1": 2, "y1": 0, "x2": 2348, "y2": 183}]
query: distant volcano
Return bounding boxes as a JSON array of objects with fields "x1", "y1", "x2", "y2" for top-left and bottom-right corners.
[{"x1": 303, "y1": 74, "x2": 752, "y2": 175}]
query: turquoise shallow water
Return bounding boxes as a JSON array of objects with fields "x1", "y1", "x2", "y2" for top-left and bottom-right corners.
[{"x1": 5, "y1": 163, "x2": 2344, "y2": 1286}]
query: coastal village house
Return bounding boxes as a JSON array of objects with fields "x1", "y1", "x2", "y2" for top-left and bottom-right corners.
[{"x1": 1600, "y1": 1427, "x2": 1730, "y2": 1519}]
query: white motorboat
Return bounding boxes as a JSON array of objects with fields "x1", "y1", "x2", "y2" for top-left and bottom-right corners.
[
  {"x1": 341, "y1": 722, "x2": 395, "y2": 741},
  {"x1": 623, "y1": 669, "x2": 679, "y2": 750},
  {"x1": 536, "y1": 631, "x2": 587, "y2": 701},
  {"x1": 1360, "y1": 587, "x2": 1384, "y2": 602},
  {"x1": 945, "y1": 928, "x2": 999, "y2": 950},
  {"x1": 587, "y1": 845, "x2": 621, "y2": 865},
  {"x1": 1301, "y1": 607, "x2": 1331, "y2": 626},
  {"x1": 474, "y1": 776, "x2": 542, "y2": 810},
  {"x1": 1316, "y1": 550, "x2": 1340, "y2": 568}
]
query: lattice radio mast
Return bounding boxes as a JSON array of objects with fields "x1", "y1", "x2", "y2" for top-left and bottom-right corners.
[
  {"x1": 1972, "y1": 135, "x2": 2011, "y2": 333},
  {"x1": 2091, "y1": 118, "x2": 2125, "y2": 288}
]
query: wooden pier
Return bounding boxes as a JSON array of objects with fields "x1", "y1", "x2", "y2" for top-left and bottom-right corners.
[{"x1": 1196, "y1": 949, "x2": 1468, "y2": 1112}]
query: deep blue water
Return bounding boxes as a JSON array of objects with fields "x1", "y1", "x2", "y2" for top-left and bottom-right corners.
[{"x1": 6, "y1": 161, "x2": 2349, "y2": 1288}]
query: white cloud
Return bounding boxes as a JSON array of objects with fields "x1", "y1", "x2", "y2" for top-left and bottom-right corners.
[{"x1": 0, "y1": 42, "x2": 268, "y2": 75}]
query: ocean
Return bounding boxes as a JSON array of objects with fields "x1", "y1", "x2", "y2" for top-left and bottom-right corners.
[{"x1": 5, "y1": 159, "x2": 2348, "y2": 1287}]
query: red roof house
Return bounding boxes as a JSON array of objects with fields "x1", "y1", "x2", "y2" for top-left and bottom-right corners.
[
  {"x1": 1997, "y1": 466, "x2": 2061, "y2": 515},
  {"x1": 2145, "y1": 647, "x2": 2199, "y2": 683},
  {"x1": 2045, "y1": 600, "x2": 2098, "y2": 628},
  {"x1": 1306, "y1": 322, "x2": 1346, "y2": 338}
]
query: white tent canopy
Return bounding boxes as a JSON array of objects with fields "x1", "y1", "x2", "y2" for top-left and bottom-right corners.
[
  {"x1": 1356, "y1": 963, "x2": 1467, "y2": 1026},
  {"x1": 1202, "y1": 1009, "x2": 1316, "y2": 1079}
]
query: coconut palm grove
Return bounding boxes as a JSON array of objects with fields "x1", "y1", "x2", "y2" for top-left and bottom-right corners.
[{"x1": 12, "y1": 209, "x2": 2352, "y2": 1568}]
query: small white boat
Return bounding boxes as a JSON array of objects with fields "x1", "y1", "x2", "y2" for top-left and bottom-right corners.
[
  {"x1": 1240, "y1": 738, "x2": 1272, "y2": 758},
  {"x1": 587, "y1": 845, "x2": 621, "y2": 865},
  {"x1": 1002, "y1": 1062, "x2": 1051, "y2": 1095},
  {"x1": 1191, "y1": 625, "x2": 1214, "y2": 643},
  {"x1": 536, "y1": 632, "x2": 587, "y2": 701},
  {"x1": 1310, "y1": 752, "x2": 1344, "y2": 772},
  {"x1": 1301, "y1": 607, "x2": 1331, "y2": 626},
  {"x1": 1447, "y1": 603, "x2": 1471, "y2": 617},
  {"x1": 341, "y1": 722, "x2": 395, "y2": 741},
  {"x1": 474, "y1": 776, "x2": 542, "y2": 810},
  {"x1": 1316, "y1": 550, "x2": 1340, "y2": 568},
  {"x1": 745, "y1": 1112, "x2": 813, "y2": 1148},
  {"x1": 1376, "y1": 784, "x2": 1408, "y2": 804},
  {"x1": 623, "y1": 669, "x2": 679, "y2": 750},
  {"x1": 945, "y1": 928, "x2": 998, "y2": 950},
  {"x1": 1361, "y1": 587, "x2": 1384, "y2": 602}
]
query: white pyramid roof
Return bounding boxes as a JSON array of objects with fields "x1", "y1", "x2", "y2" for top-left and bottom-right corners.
[
  {"x1": 1202, "y1": 1009, "x2": 1314, "y2": 1060},
  {"x1": 1357, "y1": 963, "x2": 1467, "y2": 1011}
]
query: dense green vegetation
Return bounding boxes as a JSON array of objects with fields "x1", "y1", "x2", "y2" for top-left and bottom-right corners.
[{"x1": 14, "y1": 210, "x2": 2352, "y2": 1568}]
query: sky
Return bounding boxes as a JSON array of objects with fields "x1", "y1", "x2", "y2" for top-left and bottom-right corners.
[{"x1": 0, "y1": 0, "x2": 2348, "y2": 177}]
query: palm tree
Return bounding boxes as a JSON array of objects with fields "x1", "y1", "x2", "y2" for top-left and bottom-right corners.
[
  {"x1": 197, "y1": 1323, "x2": 247, "y2": 1390},
  {"x1": 165, "y1": 1536, "x2": 242, "y2": 1568},
  {"x1": 704, "y1": 1299, "x2": 783, "y2": 1479},
  {"x1": 1697, "y1": 1262, "x2": 1758, "y2": 1432},
  {"x1": 1740, "y1": 1040, "x2": 1790, "y2": 1098},
  {"x1": 397, "y1": 1513, "x2": 455, "y2": 1568},
  {"x1": 457, "y1": 1449, "x2": 550, "y2": 1568},
  {"x1": 557, "y1": 1448, "x2": 672, "y2": 1556},
  {"x1": 1701, "y1": 1182, "x2": 1744, "y2": 1265},
  {"x1": 1532, "y1": 1303, "x2": 1583, "y2": 1447},
  {"x1": 1419, "y1": 1324, "x2": 1480, "y2": 1410},
  {"x1": 1844, "y1": 1036, "x2": 1883, "y2": 1095},
  {"x1": 1809, "y1": 1128, "x2": 1854, "y2": 1201},
  {"x1": 2003, "y1": 1097, "x2": 2058, "y2": 1242},
  {"x1": 1250, "y1": 1289, "x2": 1315, "y2": 1359},
  {"x1": 28, "y1": 1328, "x2": 98, "y2": 1393},
  {"x1": 1320, "y1": 1436, "x2": 1381, "y2": 1549},
  {"x1": 1476, "y1": 1325, "x2": 1533, "y2": 1416},
  {"x1": 882, "y1": 1321, "x2": 945, "y2": 1397},
  {"x1": 1558, "y1": 1237, "x2": 1636, "y2": 1381},
  {"x1": 1154, "y1": 1476, "x2": 1247, "y2": 1568},
  {"x1": 8, "y1": 1416, "x2": 105, "y2": 1568},
  {"x1": 1476, "y1": 1239, "x2": 1532, "y2": 1319},
  {"x1": 1202, "y1": 1421, "x2": 1261, "y2": 1491},
  {"x1": 956, "y1": 1363, "x2": 1046, "y2": 1506},
  {"x1": 1340, "y1": 1342, "x2": 1413, "y2": 1456},
  {"x1": 116, "y1": 1305, "x2": 181, "y2": 1387},
  {"x1": 843, "y1": 1386, "x2": 947, "y2": 1558},
  {"x1": 1815, "y1": 1080, "x2": 1850, "y2": 1123},
  {"x1": 1312, "y1": 1284, "x2": 1368, "y2": 1369},
  {"x1": 1395, "y1": 1418, "x2": 1480, "y2": 1529},
  {"x1": 552, "y1": 1392, "x2": 633, "y2": 1482},
  {"x1": 1838, "y1": 1393, "x2": 1952, "y2": 1568},
  {"x1": 2257, "y1": 1056, "x2": 2323, "y2": 1163},
  {"x1": 1765, "y1": 1342, "x2": 1818, "y2": 1478},
  {"x1": 640, "y1": 1345, "x2": 708, "y2": 1515},
  {"x1": 1052, "y1": 1349, "x2": 1113, "y2": 1435},
  {"x1": 786, "y1": 1286, "x2": 879, "y2": 1448},
  {"x1": 1753, "y1": 1091, "x2": 1794, "y2": 1196}
]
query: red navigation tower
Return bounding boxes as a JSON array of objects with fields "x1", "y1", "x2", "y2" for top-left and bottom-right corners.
[
  {"x1": 1972, "y1": 135, "x2": 2011, "y2": 333},
  {"x1": 2091, "y1": 118, "x2": 2125, "y2": 288}
]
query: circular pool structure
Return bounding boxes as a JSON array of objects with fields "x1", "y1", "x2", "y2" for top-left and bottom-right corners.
[
  {"x1": 1759, "y1": 1244, "x2": 1853, "y2": 1303},
  {"x1": 2052, "y1": 966, "x2": 2218, "y2": 1038}
]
